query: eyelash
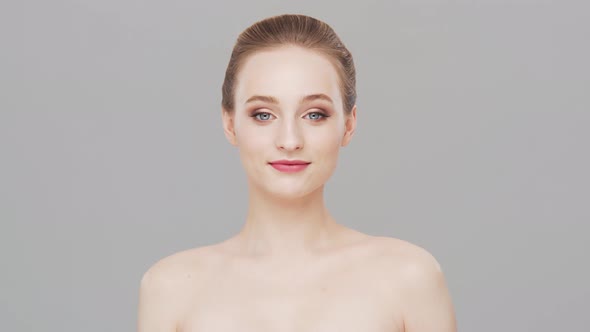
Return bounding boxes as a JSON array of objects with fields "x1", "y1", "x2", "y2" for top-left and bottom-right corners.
[{"x1": 250, "y1": 110, "x2": 330, "y2": 122}]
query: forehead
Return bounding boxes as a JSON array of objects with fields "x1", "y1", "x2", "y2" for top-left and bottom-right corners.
[{"x1": 234, "y1": 46, "x2": 342, "y2": 108}]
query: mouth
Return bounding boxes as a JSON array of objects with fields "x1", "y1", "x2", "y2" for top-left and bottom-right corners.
[
  {"x1": 268, "y1": 160, "x2": 311, "y2": 173},
  {"x1": 268, "y1": 159, "x2": 311, "y2": 165}
]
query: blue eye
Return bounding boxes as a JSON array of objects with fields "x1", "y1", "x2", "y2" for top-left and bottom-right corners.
[
  {"x1": 250, "y1": 110, "x2": 329, "y2": 122},
  {"x1": 305, "y1": 112, "x2": 328, "y2": 121},
  {"x1": 251, "y1": 112, "x2": 274, "y2": 121}
]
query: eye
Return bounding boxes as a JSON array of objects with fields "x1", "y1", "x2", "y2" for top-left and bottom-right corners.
[
  {"x1": 250, "y1": 111, "x2": 275, "y2": 122},
  {"x1": 304, "y1": 111, "x2": 329, "y2": 121}
]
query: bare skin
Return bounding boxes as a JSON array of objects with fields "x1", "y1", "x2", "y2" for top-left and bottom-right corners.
[
  {"x1": 137, "y1": 45, "x2": 457, "y2": 331},
  {"x1": 137, "y1": 229, "x2": 456, "y2": 332}
]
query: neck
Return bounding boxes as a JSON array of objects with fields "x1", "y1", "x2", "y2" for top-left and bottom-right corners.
[{"x1": 234, "y1": 182, "x2": 342, "y2": 259}]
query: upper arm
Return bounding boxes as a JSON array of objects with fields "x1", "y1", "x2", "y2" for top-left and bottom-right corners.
[
  {"x1": 399, "y1": 247, "x2": 457, "y2": 332},
  {"x1": 137, "y1": 263, "x2": 181, "y2": 332}
]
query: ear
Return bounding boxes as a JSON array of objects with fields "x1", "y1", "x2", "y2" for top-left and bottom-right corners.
[
  {"x1": 221, "y1": 108, "x2": 237, "y2": 146},
  {"x1": 341, "y1": 105, "x2": 357, "y2": 147}
]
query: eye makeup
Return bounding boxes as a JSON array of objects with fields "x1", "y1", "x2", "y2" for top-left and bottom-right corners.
[{"x1": 249, "y1": 109, "x2": 331, "y2": 122}]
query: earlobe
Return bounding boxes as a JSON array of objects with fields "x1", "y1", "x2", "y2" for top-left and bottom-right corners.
[
  {"x1": 221, "y1": 108, "x2": 237, "y2": 146},
  {"x1": 341, "y1": 105, "x2": 357, "y2": 147}
]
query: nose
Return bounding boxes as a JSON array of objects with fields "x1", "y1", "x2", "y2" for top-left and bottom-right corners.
[{"x1": 275, "y1": 118, "x2": 303, "y2": 151}]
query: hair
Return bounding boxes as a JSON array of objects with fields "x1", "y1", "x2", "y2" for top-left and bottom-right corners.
[{"x1": 221, "y1": 14, "x2": 356, "y2": 115}]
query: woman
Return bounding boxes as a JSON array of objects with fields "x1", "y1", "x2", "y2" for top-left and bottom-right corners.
[{"x1": 137, "y1": 14, "x2": 457, "y2": 332}]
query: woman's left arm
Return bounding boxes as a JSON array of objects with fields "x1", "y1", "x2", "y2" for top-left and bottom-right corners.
[{"x1": 399, "y1": 250, "x2": 457, "y2": 332}]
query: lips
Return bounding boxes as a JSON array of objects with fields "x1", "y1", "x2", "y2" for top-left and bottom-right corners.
[
  {"x1": 268, "y1": 160, "x2": 311, "y2": 173},
  {"x1": 269, "y1": 159, "x2": 311, "y2": 165}
]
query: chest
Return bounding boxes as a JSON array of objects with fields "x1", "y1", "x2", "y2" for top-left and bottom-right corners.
[{"x1": 177, "y1": 263, "x2": 404, "y2": 332}]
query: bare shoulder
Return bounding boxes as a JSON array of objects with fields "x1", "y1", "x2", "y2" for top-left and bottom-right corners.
[
  {"x1": 364, "y1": 236, "x2": 450, "y2": 301},
  {"x1": 368, "y1": 236, "x2": 443, "y2": 275},
  {"x1": 138, "y1": 248, "x2": 204, "y2": 308},
  {"x1": 140, "y1": 244, "x2": 220, "y2": 288},
  {"x1": 369, "y1": 236, "x2": 456, "y2": 331},
  {"x1": 137, "y1": 245, "x2": 225, "y2": 331}
]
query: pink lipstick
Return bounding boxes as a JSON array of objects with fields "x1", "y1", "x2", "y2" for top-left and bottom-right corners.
[{"x1": 268, "y1": 159, "x2": 311, "y2": 173}]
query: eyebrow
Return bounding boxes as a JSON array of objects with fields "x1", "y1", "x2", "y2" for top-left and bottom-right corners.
[{"x1": 244, "y1": 93, "x2": 333, "y2": 105}]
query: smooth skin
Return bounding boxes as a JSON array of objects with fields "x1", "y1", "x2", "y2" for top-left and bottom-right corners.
[{"x1": 137, "y1": 45, "x2": 457, "y2": 332}]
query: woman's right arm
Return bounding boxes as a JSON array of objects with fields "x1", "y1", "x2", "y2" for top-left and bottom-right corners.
[{"x1": 137, "y1": 264, "x2": 180, "y2": 332}]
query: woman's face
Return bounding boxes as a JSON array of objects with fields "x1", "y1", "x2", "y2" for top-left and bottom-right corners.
[{"x1": 222, "y1": 45, "x2": 356, "y2": 199}]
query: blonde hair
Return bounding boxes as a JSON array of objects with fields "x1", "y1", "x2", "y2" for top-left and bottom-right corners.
[{"x1": 221, "y1": 14, "x2": 356, "y2": 115}]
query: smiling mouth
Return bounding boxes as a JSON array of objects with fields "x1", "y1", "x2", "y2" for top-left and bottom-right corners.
[
  {"x1": 268, "y1": 161, "x2": 311, "y2": 173},
  {"x1": 268, "y1": 160, "x2": 311, "y2": 165}
]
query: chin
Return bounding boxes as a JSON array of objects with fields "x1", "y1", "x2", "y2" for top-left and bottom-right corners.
[
  {"x1": 282, "y1": 187, "x2": 318, "y2": 198},
  {"x1": 248, "y1": 179, "x2": 320, "y2": 200},
  {"x1": 268, "y1": 179, "x2": 329, "y2": 200}
]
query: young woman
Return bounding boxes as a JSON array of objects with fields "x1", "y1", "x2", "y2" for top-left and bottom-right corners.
[{"x1": 137, "y1": 14, "x2": 457, "y2": 332}]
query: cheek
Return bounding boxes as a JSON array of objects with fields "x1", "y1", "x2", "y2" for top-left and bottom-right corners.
[
  {"x1": 309, "y1": 127, "x2": 343, "y2": 159},
  {"x1": 235, "y1": 125, "x2": 268, "y2": 158}
]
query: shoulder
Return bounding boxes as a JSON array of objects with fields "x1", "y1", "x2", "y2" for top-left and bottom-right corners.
[
  {"x1": 369, "y1": 236, "x2": 448, "y2": 302},
  {"x1": 370, "y1": 236, "x2": 442, "y2": 273},
  {"x1": 371, "y1": 236, "x2": 456, "y2": 331},
  {"x1": 139, "y1": 245, "x2": 217, "y2": 295},
  {"x1": 137, "y1": 245, "x2": 221, "y2": 330},
  {"x1": 137, "y1": 248, "x2": 203, "y2": 331}
]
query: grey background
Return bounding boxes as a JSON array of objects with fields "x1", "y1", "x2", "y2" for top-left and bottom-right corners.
[{"x1": 1, "y1": 0, "x2": 588, "y2": 331}]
